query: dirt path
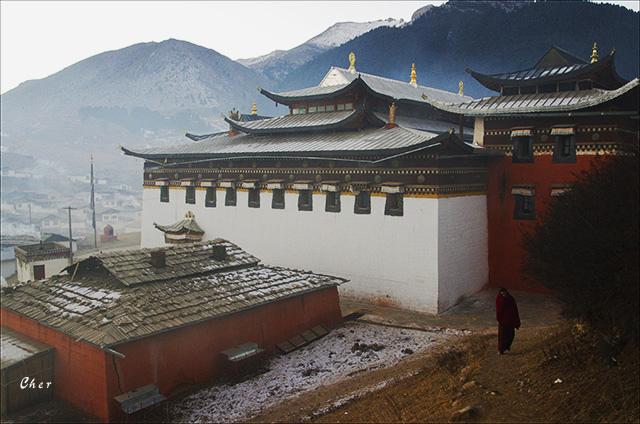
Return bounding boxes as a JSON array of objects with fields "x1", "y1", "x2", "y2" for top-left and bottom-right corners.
[{"x1": 251, "y1": 289, "x2": 567, "y2": 423}]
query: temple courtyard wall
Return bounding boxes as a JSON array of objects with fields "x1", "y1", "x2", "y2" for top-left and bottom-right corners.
[{"x1": 141, "y1": 187, "x2": 488, "y2": 313}]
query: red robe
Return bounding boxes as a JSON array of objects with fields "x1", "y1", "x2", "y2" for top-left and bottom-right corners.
[{"x1": 496, "y1": 293, "x2": 521, "y2": 329}]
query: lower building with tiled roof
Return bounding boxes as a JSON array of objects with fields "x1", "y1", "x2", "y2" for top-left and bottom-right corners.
[{"x1": 1, "y1": 239, "x2": 345, "y2": 421}]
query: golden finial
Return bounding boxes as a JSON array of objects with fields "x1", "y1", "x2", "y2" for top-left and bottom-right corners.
[
  {"x1": 590, "y1": 42, "x2": 599, "y2": 64},
  {"x1": 458, "y1": 81, "x2": 464, "y2": 96},
  {"x1": 388, "y1": 102, "x2": 397, "y2": 126},
  {"x1": 348, "y1": 52, "x2": 356, "y2": 74},
  {"x1": 410, "y1": 63, "x2": 417, "y2": 87},
  {"x1": 251, "y1": 102, "x2": 257, "y2": 115}
]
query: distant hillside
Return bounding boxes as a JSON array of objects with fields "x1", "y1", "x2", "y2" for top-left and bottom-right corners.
[
  {"x1": 0, "y1": 39, "x2": 275, "y2": 179},
  {"x1": 238, "y1": 18, "x2": 403, "y2": 82},
  {"x1": 280, "y1": 1, "x2": 639, "y2": 97}
]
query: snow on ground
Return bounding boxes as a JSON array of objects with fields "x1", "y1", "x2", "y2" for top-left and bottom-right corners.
[{"x1": 171, "y1": 322, "x2": 461, "y2": 423}]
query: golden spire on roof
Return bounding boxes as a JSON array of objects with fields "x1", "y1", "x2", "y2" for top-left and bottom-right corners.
[
  {"x1": 251, "y1": 101, "x2": 257, "y2": 115},
  {"x1": 458, "y1": 81, "x2": 464, "y2": 96},
  {"x1": 410, "y1": 63, "x2": 417, "y2": 87},
  {"x1": 348, "y1": 52, "x2": 356, "y2": 74},
  {"x1": 590, "y1": 42, "x2": 599, "y2": 64}
]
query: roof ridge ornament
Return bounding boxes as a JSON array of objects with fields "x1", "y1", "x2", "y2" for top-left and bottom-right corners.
[
  {"x1": 386, "y1": 102, "x2": 397, "y2": 129},
  {"x1": 458, "y1": 81, "x2": 464, "y2": 96},
  {"x1": 591, "y1": 42, "x2": 599, "y2": 64},
  {"x1": 251, "y1": 102, "x2": 257, "y2": 115},
  {"x1": 185, "y1": 211, "x2": 195, "y2": 219},
  {"x1": 410, "y1": 63, "x2": 417, "y2": 87},
  {"x1": 348, "y1": 52, "x2": 356, "y2": 74}
]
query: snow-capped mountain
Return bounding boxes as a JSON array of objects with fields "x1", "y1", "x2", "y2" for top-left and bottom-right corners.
[
  {"x1": 238, "y1": 18, "x2": 403, "y2": 82},
  {"x1": 0, "y1": 39, "x2": 275, "y2": 180}
]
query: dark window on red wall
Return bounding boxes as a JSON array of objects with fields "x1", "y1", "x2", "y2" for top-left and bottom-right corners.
[
  {"x1": 248, "y1": 188, "x2": 260, "y2": 208},
  {"x1": 553, "y1": 135, "x2": 576, "y2": 163},
  {"x1": 385, "y1": 193, "x2": 403, "y2": 216},
  {"x1": 160, "y1": 186, "x2": 169, "y2": 203},
  {"x1": 298, "y1": 190, "x2": 313, "y2": 211},
  {"x1": 513, "y1": 194, "x2": 536, "y2": 220},
  {"x1": 354, "y1": 191, "x2": 371, "y2": 215},
  {"x1": 272, "y1": 189, "x2": 285, "y2": 209},
  {"x1": 185, "y1": 187, "x2": 196, "y2": 204},
  {"x1": 512, "y1": 137, "x2": 534, "y2": 163},
  {"x1": 205, "y1": 187, "x2": 216, "y2": 207},
  {"x1": 33, "y1": 264, "x2": 45, "y2": 280}
]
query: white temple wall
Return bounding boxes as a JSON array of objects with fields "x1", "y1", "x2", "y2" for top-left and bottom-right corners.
[
  {"x1": 437, "y1": 195, "x2": 489, "y2": 312},
  {"x1": 141, "y1": 188, "x2": 488, "y2": 313},
  {"x1": 142, "y1": 187, "x2": 441, "y2": 312}
]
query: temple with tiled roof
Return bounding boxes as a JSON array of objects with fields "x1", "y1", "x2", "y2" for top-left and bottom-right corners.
[
  {"x1": 423, "y1": 43, "x2": 639, "y2": 291},
  {"x1": 123, "y1": 53, "x2": 491, "y2": 314}
]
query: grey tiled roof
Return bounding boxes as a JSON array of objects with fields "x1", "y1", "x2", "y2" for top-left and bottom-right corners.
[
  {"x1": 2, "y1": 240, "x2": 346, "y2": 347},
  {"x1": 262, "y1": 68, "x2": 471, "y2": 105},
  {"x1": 68, "y1": 239, "x2": 258, "y2": 286},
  {"x1": 15, "y1": 243, "x2": 70, "y2": 259},
  {"x1": 424, "y1": 78, "x2": 639, "y2": 116},
  {"x1": 480, "y1": 63, "x2": 590, "y2": 82},
  {"x1": 226, "y1": 109, "x2": 359, "y2": 134},
  {"x1": 123, "y1": 126, "x2": 442, "y2": 158}
]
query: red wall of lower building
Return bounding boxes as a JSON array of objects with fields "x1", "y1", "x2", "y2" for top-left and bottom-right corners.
[
  {"x1": 1, "y1": 309, "x2": 110, "y2": 421},
  {"x1": 487, "y1": 154, "x2": 598, "y2": 291},
  {"x1": 3, "y1": 286, "x2": 340, "y2": 422},
  {"x1": 105, "y1": 286, "x2": 341, "y2": 421}
]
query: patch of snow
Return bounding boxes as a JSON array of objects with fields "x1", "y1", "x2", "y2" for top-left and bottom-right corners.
[
  {"x1": 171, "y1": 322, "x2": 460, "y2": 423},
  {"x1": 306, "y1": 19, "x2": 404, "y2": 49}
]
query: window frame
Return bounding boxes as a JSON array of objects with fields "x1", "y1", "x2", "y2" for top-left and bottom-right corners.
[
  {"x1": 384, "y1": 193, "x2": 404, "y2": 216},
  {"x1": 298, "y1": 189, "x2": 313, "y2": 211},
  {"x1": 185, "y1": 186, "x2": 196, "y2": 204},
  {"x1": 552, "y1": 134, "x2": 576, "y2": 163},
  {"x1": 354, "y1": 191, "x2": 371, "y2": 215},
  {"x1": 248, "y1": 188, "x2": 260, "y2": 208},
  {"x1": 272, "y1": 188, "x2": 285, "y2": 209},
  {"x1": 225, "y1": 187, "x2": 237, "y2": 206},
  {"x1": 160, "y1": 186, "x2": 169, "y2": 203},
  {"x1": 512, "y1": 136, "x2": 534, "y2": 163},
  {"x1": 513, "y1": 194, "x2": 536, "y2": 220},
  {"x1": 325, "y1": 191, "x2": 341, "y2": 213},
  {"x1": 205, "y1": 187, "x2": 216, "y2": 207}
]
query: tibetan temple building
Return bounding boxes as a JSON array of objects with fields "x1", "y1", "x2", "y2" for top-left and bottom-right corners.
[
  {"x1": 123, "y1": 45, "x2": 638, "y2": 310},
  {"x1": 423, "y1": 44, "x2": 639, "y2": 290},
  {"x1": 125, "y1": 54, "x2": 493, "y2": 314},
  {"x1": 1, "y1": 239, "x2": 344, "y2": 421}
]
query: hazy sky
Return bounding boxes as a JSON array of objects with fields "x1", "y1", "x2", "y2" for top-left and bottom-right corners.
[{"x1": 1, "y1": 1, "x2": 638, "y2": 94}]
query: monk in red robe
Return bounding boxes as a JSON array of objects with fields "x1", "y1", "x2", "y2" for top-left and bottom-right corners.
[{"x1": 496, "y1": 288, "x2": 520, "y2": 354}]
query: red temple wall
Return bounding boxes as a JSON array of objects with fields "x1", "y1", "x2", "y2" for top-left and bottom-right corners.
[
  {"x1": 1, "y1": 309, "x2": 110, "y2": 421},
  {"x1": 486, "y1": 154, "x2": 600, "y2": 291}
]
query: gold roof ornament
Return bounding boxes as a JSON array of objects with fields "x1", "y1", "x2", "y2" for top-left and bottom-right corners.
[
  {"x1": 458, "y1": 81, "x2": 464, "y2": 96},
  {"x1": 348, "y1": 52, "x2": 356, "y2": 74},
  {"x1": 410, "y1": 63, "x2": 417, "y2": 87},
  {"x1": 251, "y1": 102, "x2": 257, "y2": 115},
  {"x1": 388, "y1": 102, "x2": 397, "y2": 128},
  {"x1": 591, "y1": 42, "x2": 599, "y2": 64}
]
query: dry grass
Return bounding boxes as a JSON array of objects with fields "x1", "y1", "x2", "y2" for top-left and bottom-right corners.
[{"x1": 315, "y1": 324, "x2": 640, "y2": 423}]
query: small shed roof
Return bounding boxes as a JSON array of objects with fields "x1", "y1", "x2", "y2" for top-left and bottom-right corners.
[
  {"x1": 1, "y1": 327, "x2": 53, "y2": 369},
  {"x1": 15, "y1": 242, "x2": 70, "y2": 260}
]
